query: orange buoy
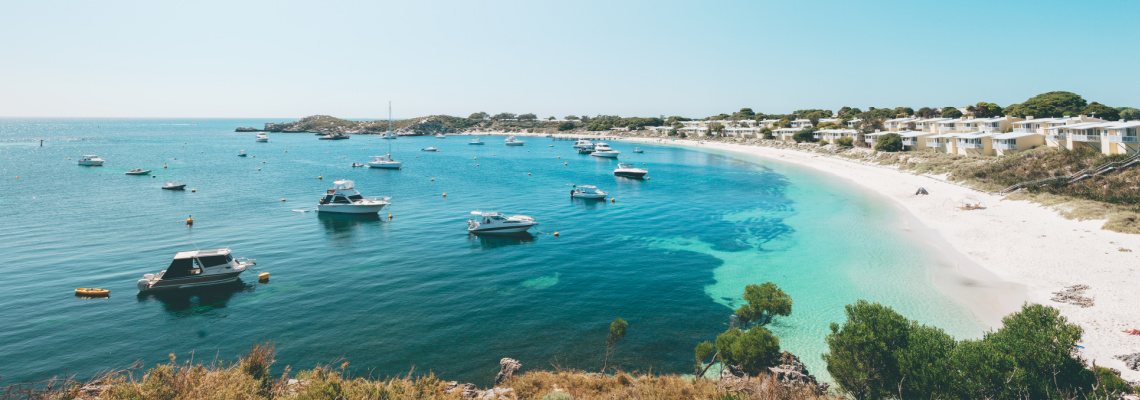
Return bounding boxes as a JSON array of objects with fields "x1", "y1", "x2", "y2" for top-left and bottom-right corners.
[
  {"x1": 553, "y1": 232, "x2": 560, "y2": 237},
  {"x1": 564, "y1": 162, "x2": 567, "y2": 166},
  {"x1": 611, "y1": 198, "x2": 615, "y2": 203},
  {"x1": 186, "y1": 216, "x2": 194, "y2": 225},
  {"x1": 14, "y1": 176, "x2": 18, "y2": 179},
  {"x1": 281, "y1": 198, "x2": 286, "y2": 202},
  {"x1": 163, "y1": 164, "x2": 168, "y2": 169},
  {"x1": 388, "y1": 213, "x2": 393, "y2": 220},
  {"x1": 431, "y1": 178, "x2": 434, "y2": 181},
  {"x1": 191, "y1": 189, "x2": 196, "y2": 192},
  {"x1": 557, "y1": 156, "x2": 560, "y2": 159},
  {"x1": 75, "y1": 288, "x2": 110, "y2": 297},
  {"x1": 443, "y1": 193, "x2": 447, "y2": 197},
  {"x1": 527, "y1": 173, "x2": 531, "y2": 175},
  {"x1": 318, "y1": 176, "x2": 323, "y2": 180},
  {"x1": 258, "y1": 272, "x2": 270, "y2": 281}
]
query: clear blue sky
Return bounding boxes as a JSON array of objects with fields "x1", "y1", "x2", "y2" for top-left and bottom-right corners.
[{"x1": 2, "y1": 0, "x2": 1137, "y2": 118}]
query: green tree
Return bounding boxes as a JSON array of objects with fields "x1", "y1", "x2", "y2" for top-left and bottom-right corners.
[
  {"x1": 733, "y1": 282, "x2": 792, "y2": 328},
  {"x1": 468, "y1": 112, "x2": 488, "y2": 121},
  {"x1": 602, "y1": 318, "x2": 628, "y2": 372},
  {"x1": 547, "y1": 116, "x2": 556, "y2": 121},
  {"x1": 564, "y1": 115, "x2": 579, "y2": 121},
  {"x1": 941, "y1": 107, "x2": 963, "y2": 119},
  {"x1": 737, "y1": 108, "x2": 755, "y2": 117},
  {"x1": 1118, "y1": 107, "x2": 1140, "y2": 121},
  {"x1": 557, "y1": 122, "x2": 576, "y2": 131},
  {"x1": 517, "y1": 113, "x2": 537, "y2": 122},
  {"x1": 822, "y1": 300, "x2": 911, "y2": 400},
  {"x1": 1003, "y1": 91, "x2": 1088, "y2": 118},
  {"x1": 670, "y1": 122, "x2": 683, "y2": 136},
  {"x1": 949, "y1": 339, "x2": 1019, "y2": 399},
  {"x1": 1082, "y1": 102, "x2": 1119, "y2": 121},
  {"x1": 985, "y1": 303, "x2": 1093, "y2": 398},
  {"x1": 709, "y1": 122, "x2": 725, "y2": 136},
  {"x1": 916, "y1": 107, "x2": 938, "y2": 118},
  {"x1": 834, "y1": 137, "x2": 853, "y2": 147},
  {"x1": 792, "y1": 128, "x2": 816, "y2": 143},
  {"x1": 759, "y1": 127, "x2": 774, "y2": 140},
  {"x1": 715, "y1": 327, "x2": 781, "y2": 376},
  {"x1": 492, "y1": 113, "x2": 516, "y2": 121},
  {"x1": 895, "y1": 324, "x2": 956, "y2": 398},
  {"x1": 694, "y1": 341, "x2": 716, "y2": 375},
  {"x1": 874, "y1": 133, "x2": 903, "y2": 152},
  {"x1": 967, "y1": 102, "x2": 1003, "y2": 118},
  {"x1": 892, "y1": 107, "x2": 914, "y2": 117}
]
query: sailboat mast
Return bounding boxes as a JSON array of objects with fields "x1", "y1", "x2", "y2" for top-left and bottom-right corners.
[{"x1": 388, "y1": 101, "x2": 393, "y2": 154}]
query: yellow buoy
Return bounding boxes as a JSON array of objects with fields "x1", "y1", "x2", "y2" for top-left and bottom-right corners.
[
  {"x1": 612, "y1": 198, "x2": 615, "y2": 203},
  {"x1": 474, "y1": 157, "x2": 477, "y2": 160},
  {"x1": 75, "y1": 288, "x2": 110, "y2": 297},
  {"x1": 554, "y1": 232, "x2": 560, "y2": 237},
  {"x1": 388, "y1": 213, "x2": 393, "y2": 220},
  {"x1": 318, "y1": 176, "x2": 322, "y2": 180},
  {"x1": 14, "y1": 176, "x2": 18, "y2": 179},
  {"x1": 186, "y1": 216, "x2": 194, "y2": 225},
  {"x1": 431, "y1": 178, "x2": 434, "y2": 181},
  {"x1": 258, "y1": 272, "x2": 270, "y2": 281},
  {"x1": 442, "y1": 193, "x2": 447, "y2": 197},
  {"x1": 527, "y1": 173, "x2": 531, "y2": 175},
  {"x1": 281, "y1": 198, "x2": 286, "y2": 202},
  {"x1": 564, "y1": 162, "x2": 567, "y2": 166},
  {"x1": 164, "y1": 165, "x2": 168, "y2": 169},
  {"x1": 191, "y1": 189, "x2": 196, "y2": 193}
]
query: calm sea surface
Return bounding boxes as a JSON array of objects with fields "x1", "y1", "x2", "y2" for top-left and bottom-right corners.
[{"x1": 0, "y1": 118, "x2": 984, "y2": 384}]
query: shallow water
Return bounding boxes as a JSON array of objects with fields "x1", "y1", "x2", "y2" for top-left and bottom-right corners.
[{"x1": 0, "y1": 119, "x2": 985, "y2": 384}]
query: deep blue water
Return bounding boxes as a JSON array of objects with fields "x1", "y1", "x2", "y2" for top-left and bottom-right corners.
[{"x1": 0, "y1": 118, "x2": 983, "y2": 385}]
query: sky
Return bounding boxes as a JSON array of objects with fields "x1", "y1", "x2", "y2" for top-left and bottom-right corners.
[{"x1": 1, "y1": 0, "x2": 1138, "y2": 119}]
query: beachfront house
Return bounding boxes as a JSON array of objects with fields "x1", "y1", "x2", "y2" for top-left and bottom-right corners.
[
  {"x1": 914, "y1": 118, "x2": 951, "y2": 133},
  {"x1": 955, "y1": 132, "x2": 996, "y2": 156},
  {"x1": 926, "y1": 133, "x2": 959, "y2": 154},
  {"x1": 990, "y1": 131, "x2": 1046, "y2": 156},
  {"x1": 790, "y1": 119, "x2": 813, "y2": 129},
  {"x1": 900, "y1": 131, "x2": 935, "y2": 150},
  {"x1": 1048, "y1": 122, "x2": 1107, "y2": 152},
  {"x1": 1102, "y1": 121, "x2": 1140, "y2": 155},
  {"x1": 846, "y1": 118, "x2": 863, "y2": 128},
  {"x1": 774, "y1": 127, "x2": 799, "y2": 141},
  {"x1": 884, "y1": 117, "x2": 917, "y2": 132}
]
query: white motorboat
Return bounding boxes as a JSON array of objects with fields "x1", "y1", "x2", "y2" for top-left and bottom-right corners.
[
  {"x1": 577, "y1": 144, "x2": 595, "y2": 154},
  {"x1": 467, "y1": 211, "x2": 538, "y2": 234},
  {"x1": 380, "y1": 133, "x2": 397, "y2": 140},
  {"x1": 504, "y1": 136, "x2": 525, "y2": 146},
  {"x1": 137, "y1": 248, "x2": 255, "y2": 292},
  {"x1": 238, "y1": 151, "x2": 248, "y2": 157},
  {"x1": 468, "y1": 137, "x2": 485, "y2": 145},
  {"x1": 78, "y1": 155, "x2": 105, "y2": 166},
  {"x1": 256, "y1": 133, "x2": 269, "y2": 142},
  {"x1": 614, "y1": 163, "x2": 648, "y2": 179},
  {"x1": 421, "y1": 146, "x2": 439, "y2": 152},
  {"x1": 319, "y1": 133, "x2": 349, "y2": 140},
  {"x1": 435, "y1": 134, "x2": 447, "y2": 139},
  {"x1": 317, "y1": 179, "x2": 391, "y2": 214},
  {"x1": 590, "y1": 143, "x2": 620, "y2": 158},
  {"x1": 367, "y1": 154, "x2": 402, "y2": 169},
  {"x1": 570, "y1": 185, "x2": 608, "y2": 199},
  {"x1": 632, "y1": 147, "x2": 644, "y2": 153},
  {"x1": 572, "y1": 139, "x2": 594, "y2": 149},
  {"x1": 351, "y1": 162, "x2": 364, "y2": 167},
  {"x1": 162, "y1": 180, "x2": 187, "y2": 190},
  {"x1": 125, "y1": 168, "x2": 151, "y2": 175}
]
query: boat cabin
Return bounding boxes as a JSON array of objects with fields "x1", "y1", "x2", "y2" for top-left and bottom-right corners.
[
  {"x1": 163, "y1": 249, "x2": 235, "y2": 279},
  {"x1": 321, "y1": 180, "x2": 365, "y2": 205}
]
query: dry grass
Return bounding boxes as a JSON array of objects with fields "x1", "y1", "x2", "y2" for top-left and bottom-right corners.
[{"x1": 12, "y1": 345, "x2": 834, "y2": 400}]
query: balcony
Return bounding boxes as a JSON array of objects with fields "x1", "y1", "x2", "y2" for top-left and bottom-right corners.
[
  {"x1": 1071, "y1": 134, "x2": 1102, "y2": 142},
  {"x1": 1108, "y1": 136, "x2": 1139, "y2": 144},
  {"x1": 957, "y1": 141, "x2": 983, "y2": 149},
  {"x1": 813, "y1": 134, "x2": 822, "y2": 139},
  {"x1": 902, "y1": 139, "x2": 918, "y2": 146},
  {"x1": 927, "y1": 141, "x2": 944, "y2": 148},
  {"x1": 994, "y1": 142, "x2": 1018, "y2": 150},
  {"x1": 865, "y1": 137, "x2": 876, "y2": 143},
  {"x1": 1046, "y1": 134, "x2": 1066, "y2": 141},
  {"x1": 1013, "y1": 127, "x2": 1034, "y2": 133}
]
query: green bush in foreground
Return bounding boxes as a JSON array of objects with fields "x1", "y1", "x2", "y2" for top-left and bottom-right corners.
[
  {"x1": 823, "y1": 301, "x2": 1134, "y2": 400},
  {"x1": 873, "y1": 133, "x2": 902, "y2": 152},
  {"x1": 835, "y1": 137, "x2": 854, "y2": 147}
]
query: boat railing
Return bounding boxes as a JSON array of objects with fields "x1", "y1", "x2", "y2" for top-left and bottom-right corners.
[{"x1": 236, "y1": 257, "x2": 256, "y2": 266}]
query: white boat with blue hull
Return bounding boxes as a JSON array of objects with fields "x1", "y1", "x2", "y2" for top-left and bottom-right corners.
[
  {"x1": 78, "y1": 155, "x2": 105, "y2": 166},
  {"x1": 505, "y1": 136, "x2": 525, "y2": 146},
  {"x1": 467, "y1": 211, "x2": 538, "y2": 234},
  {"x1": 317, "y1": 179, "x2": 390, "y2": 214},
  {"x1": 614, "y1": 163, "x2": 648, "y2": 179},
  {"x1": 137, "y1": 248, "x2": 255, "y2": 292},
  {"x1": 469, "y1": 137, "x2": 486, "y2": 145},
  {"x1": 590, "y1": 142, "x2": 619, "y2": 158},
  {"x1": 571, "y1": 185, "x2": 608, "y2": 199}
]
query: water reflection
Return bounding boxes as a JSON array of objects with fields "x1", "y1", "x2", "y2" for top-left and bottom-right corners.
[
  {"x1": 470, "y1": 233, "x2": 537, "y2": 250},
  {"x1": 571, "y1": 197, "x2": 608, "y2": 210},
  {"x1": 136, "y1": 281, "x2": 253, "y2": 317},
  {"x1": 318, "y1": 212, "x2": 382, "y2": 238}
]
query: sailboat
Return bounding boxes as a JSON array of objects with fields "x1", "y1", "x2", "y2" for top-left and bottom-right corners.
[{"x1": 368, "y1": 102, "x2": 402, "y2": 169}]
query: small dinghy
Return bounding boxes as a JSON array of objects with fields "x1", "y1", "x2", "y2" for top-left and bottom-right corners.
[
  {"x1": 632, "y1": 147, "x2": 644, "y2": 153},
  {"x1": 125, "y1": 168, "x2": 152, "y2": 175},
  {"x1": 238, "y1": 151, "x2": 248, "y2": 157},
  {"x1": 421, "y1": 146, "x2": 439, "y2": 152},
  {"x1": 162, "y1": 180, "x2": 187, "y2": 190},
  {"x1": 75, "y1": 288, "x2": 110, "y2": 297},
  {"x1": 351, "y1": 162, "x2": 365, "y2": 167}
]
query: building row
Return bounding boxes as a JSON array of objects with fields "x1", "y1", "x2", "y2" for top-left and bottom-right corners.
[{"x1": 648, "y1": 115, "x2": 1139, "y2": 156}]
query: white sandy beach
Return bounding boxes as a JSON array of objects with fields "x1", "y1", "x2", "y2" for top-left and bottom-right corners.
[{"x1": 615, "y1": 137, "x2": 1140, "y2": 380}]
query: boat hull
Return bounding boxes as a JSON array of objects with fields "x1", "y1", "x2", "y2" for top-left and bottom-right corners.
[
  {"x1": 505, "y1": 142, "x2": 524, "y2": 146},
  {"x1": 614, "y1": 171, "x2": 647, "y2": 179},
  {"x1": 162, "y1": 185, "x2": 187, "y2": 190},
  {"x1": 591, "y1": 152, "x2": 619, "y2": 158},
  {"x1": 318, "y1": 203, "x2": 388, "y2": 214},
  {"x1": 469, "y1": 225, "x2": 536, "y2": 234},
  {"x1": 573, "y1": 193, "x2": 607, "y2": 199},
  {"x1": 468, "y1": 142, "x2": 485, "y2": 145},
  {"x1": 368, "y1": 163, "x2": 402, "y2": 169},
  {"x1": 78, "y1": 161, "x2": 104, "y2": 166},
  {"x1": 256, "y1": 139, "x2": 268, "y2": 142},
  {"x1": 140, "y1": 271, "x2": 244, "y2": 292},
  {"x1": 125, "y1": 170, "x2": 151, "y2": 175}
]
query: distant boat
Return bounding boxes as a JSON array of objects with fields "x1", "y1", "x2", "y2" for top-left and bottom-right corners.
[
  {"x1": 590, "y1": 142, "x2": 620, "y2": 158},
  {"x1": 78, "y1": 154, "x2": 104, "y2": 166},
  {"x1": 573, "y1": 139, "x2": 594, "y2": 149},
  {"x1": 317, "y1": 179, "x2": 391, "y2": 214},
  {"x1": 351, "y1": 162, "x2": 364, "y2": 167},
  {"x1": 162, "y1": 181, "x2": 187, "y2": 190},
  {"x1": 238, "y1": 150, "x2": 247, "y2": 157},
  {"x1": 570, "y1": 185, "x2": 608, "y2": 199},
  {"x1": 468, "y1": 137, "x2": 485, "y2": 145},
  {"x1": 504, "y1": 136, "x2": 525, "y2": 146},
  {"x1": 319, "y1": 133, "x2": 349, "y2": 140},
  {"x1": 435, "y1": 133, "x2": 447, "y2": 139},
  {"x1": 632, "y1": 147, "x2": 644, "y2": 153},
  {"x1": 421, "y1": 146, "x2": 439, "y2": 152},
  {"x1": 368, "y1": 102, "x2": 402, "y2": 169},
  {"x1": 125, "y1": 168, "x2": 151, "y2": 175},
  {"x1": 467, "y1": 211, "x2": 538, "y2": 234},
  {"x1": 256, "y1": 133, "x2": 269, "y2": 142},
  {"x1": 614, "y1": 163, "x2": 648, "y2": 179}
]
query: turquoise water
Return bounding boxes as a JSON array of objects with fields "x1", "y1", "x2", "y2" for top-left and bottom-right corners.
[{"x1": 0, "y1": 119, "x2": 984, "y2": 385}]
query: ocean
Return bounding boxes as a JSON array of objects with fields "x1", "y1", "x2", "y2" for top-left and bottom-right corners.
[{"x1": 0, "y1": 118, "x2": 985, "y2": 385}]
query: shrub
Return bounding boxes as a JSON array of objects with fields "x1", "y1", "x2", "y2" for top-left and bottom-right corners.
[
  {"x1": 557, "y1": 122, "x2": 576, "y2": 131},
  {"x1": 822, "y1": 300, "x2": 910, "y2": 400},
  {"x1": 874, "y1": 133, "x2": 903, "y2": 152},
  {"x1": 792, "y1": 129, "x2": 816, "y2": 143},
  {"x1": 715, "y1": 327, "x2": 781, "y2": 376},
  {"x1": 835, "y1": 137, "x2": 854, "y2": 147}
]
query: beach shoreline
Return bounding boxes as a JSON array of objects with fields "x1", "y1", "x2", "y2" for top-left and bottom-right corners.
[{"x1": 615, "y1": 137, "x2": 1140, "y2": 380}]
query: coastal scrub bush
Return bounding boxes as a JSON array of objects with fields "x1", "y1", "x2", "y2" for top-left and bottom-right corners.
[
  {"x1": 835, "y1": 137, "x2": 854, "y2": 147},
  {"x1": 734, "y1": 282, "x2": 792, "y2": 328},
  {"x1": 823, "y1": 301, "x2": 1123, "y2": 400},
  {"x1": 792, "y1": 129, "x2": 816, "y2": 143},
  {"x1": 602, "y1": 318, "x2": 628, "y2": 372},
  {"x1": 714, "y1": 327, "x2": 781, "y2": 376},
  {"x1": 873, "y1": 133, "x2": 903, "y2": 152},
  {"x1": 557, "y1": 122, "x2": 576, "y2": 131}
]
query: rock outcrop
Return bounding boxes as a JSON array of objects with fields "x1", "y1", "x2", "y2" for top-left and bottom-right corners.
[
  {"x1": 495, "y1": 358, "x2": 521, "y2": 385},
  {"x1": 1117, "y1": 352, "x2": 1140, "y2": 371},
  {"x1": 1052, "y1": 284, "x2": 1094, "y2": 308},
  {"x1": 768, "y1": 351, "x2": 829, "y2": 393}
]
